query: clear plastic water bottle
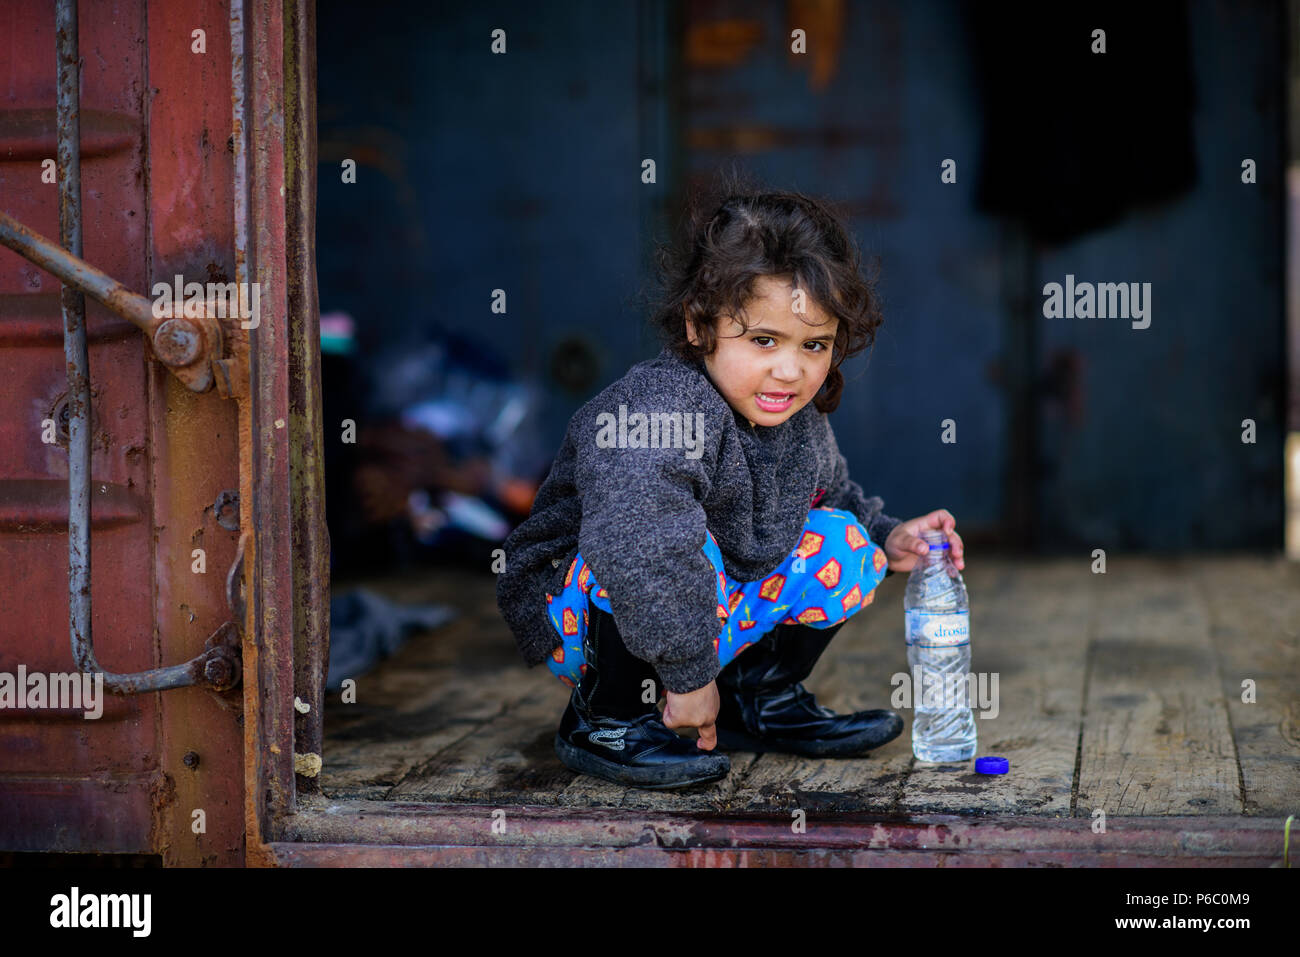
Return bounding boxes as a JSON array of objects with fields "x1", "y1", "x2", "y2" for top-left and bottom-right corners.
[{"x1": 904, "y1": 528, "x2": 976, "y2": 762}]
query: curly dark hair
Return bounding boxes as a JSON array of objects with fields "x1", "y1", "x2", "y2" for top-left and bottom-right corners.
[{"x1": 646, "y1": 169, "x2": 885, "y2": 414}]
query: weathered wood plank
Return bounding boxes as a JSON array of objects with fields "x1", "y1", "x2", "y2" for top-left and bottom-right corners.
[
  {"x1": 325, "y1": 728, "x2": 488, "y2": 800},
  {"x1": 321, "y1": 571, "x2": 547, "y2": 799},
  {"x1": 320, "y1": 659, "x2": 514, "y2": 799},
  {"x1": 895, "y1": 559, "x2": 1089, "y2": 815},
  {"x1": 1193, "y1": 556, "x2": 1300, "y2": 816},
  {"x1": 384, "y1": 685, "x2": 572, "y2": 803},
  {"x1": 554, "y1": 748, "x2": 765, "y2": 811},
  {"x1": 725, "y1": 751, "x2": 912, "y2": 814},
  {"x1": 325, "y1": 558, "x2": 1298, "y2": 819},
  {"x1": 724, "y1": 562, "x2": 1087, "y2": 815},
  {"x1": 607, "y1": 751, "x2": 765, "y2": 811},
  {"x1": 724, "y1": 573, "x2": 916, "y2": 813},
  {"x1": 1076, "y1": 557, "x2": 1241, "y2": 816}
]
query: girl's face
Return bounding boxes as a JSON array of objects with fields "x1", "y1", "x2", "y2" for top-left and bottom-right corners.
[{"x1": 686, "y1": 274, "x2": 838, "y2": 428}]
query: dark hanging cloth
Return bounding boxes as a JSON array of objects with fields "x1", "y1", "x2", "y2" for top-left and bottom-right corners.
[{"x1": 965, "y1": 1, "x2": 1197, "y2": 245}]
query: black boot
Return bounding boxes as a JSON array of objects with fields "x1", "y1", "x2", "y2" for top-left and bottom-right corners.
[
  {"x1": 554, "y1": 606, "x2": 731, "y2": 789},
  {"x1": 714, "y1": 621, "x2": 903, "y2": 757}
]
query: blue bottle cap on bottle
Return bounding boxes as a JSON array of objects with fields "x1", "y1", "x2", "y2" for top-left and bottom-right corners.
[{"x1": 975, "y1": 756, "x2": 1009, "y2": 774}]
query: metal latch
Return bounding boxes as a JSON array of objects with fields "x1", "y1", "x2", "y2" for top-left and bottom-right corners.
[{"x1": 0, "y1": 210, "x2": 228, "y2": 394}]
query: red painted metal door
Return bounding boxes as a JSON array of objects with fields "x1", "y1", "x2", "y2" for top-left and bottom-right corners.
[{"x1": 0, "y1": 0, "x2": 325, "y2": 866}]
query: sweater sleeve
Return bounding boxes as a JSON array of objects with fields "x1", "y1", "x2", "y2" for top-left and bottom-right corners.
[
  {"x1": 819, "y1": 422, "x2": 904, "y2": 577},
  {"x1": 571, "y1": 407, "x2": 723, "y2": 694}
]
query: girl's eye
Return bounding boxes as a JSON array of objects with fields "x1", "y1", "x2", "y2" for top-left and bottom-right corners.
[{"x1": 753, "y1": 336, "x2": 827, "y2": 352}]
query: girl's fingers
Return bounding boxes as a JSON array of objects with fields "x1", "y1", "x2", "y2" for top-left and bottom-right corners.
[
  {"x1": 914, "y1": 510, "x2": 963, "y2": 566},
  {"x1": 950, "y1": 531, "x2": 966, "y2": 568},
  {"x1": 697, "y1": 722, "x2": 717, "y2": 750}
]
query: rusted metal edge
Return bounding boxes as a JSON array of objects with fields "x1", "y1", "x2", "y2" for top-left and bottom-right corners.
[
  {"x1": 283, "y1": 0, "x2": 329, "y2": 800},
  {"x1": 231, "y1": 0, "x2": 267, "y2": 865},
  {"x1": 274, "y1": 801, "x2": 1289, "y2": 862},
  {"x1": 236, "y1": 0, "x2": 298, "y2": 865},
  {"x1": 260, "y1": 841, "x2": 1282, "y2": 868}
]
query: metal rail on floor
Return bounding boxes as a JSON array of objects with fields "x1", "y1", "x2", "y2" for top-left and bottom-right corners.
[{"x1": 268, "y1": 800, "x2": 1291, "y2": 867}]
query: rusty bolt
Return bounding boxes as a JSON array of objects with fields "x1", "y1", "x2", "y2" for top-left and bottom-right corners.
[
  {"x1": 214, "y1": 490, "x2": 241, "y2": 531},
  {"x1": 203, "y1": 655, "x2": 233, "y2": 688},
  {"x1": 153, "y1": 318, "x2": 203, "y2": 366},
  {"x1": 183, "y1": 750, "x2": 200, "y2": 769}
]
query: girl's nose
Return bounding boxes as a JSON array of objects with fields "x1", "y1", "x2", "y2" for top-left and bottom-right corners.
[{"x1": 773, "y1": 357, "x2": 801, "y2": 381}]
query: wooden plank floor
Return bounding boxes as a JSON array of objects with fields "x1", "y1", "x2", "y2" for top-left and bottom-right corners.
[{"x1": 321, "y1": 556, "x2": 1300, "y2": 818}]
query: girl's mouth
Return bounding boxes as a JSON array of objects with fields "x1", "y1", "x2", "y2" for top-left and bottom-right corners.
[{"x1": 755, "y1": 391, "x2": 795, "y2": 412}]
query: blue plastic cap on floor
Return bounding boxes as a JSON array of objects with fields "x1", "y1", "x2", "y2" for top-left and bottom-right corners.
[{"x1": 975, "y1": 756, "x2": 1010, "y2": 774}]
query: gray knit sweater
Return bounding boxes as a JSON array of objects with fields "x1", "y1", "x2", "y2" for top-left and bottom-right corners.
[{"x1": 495, "y1": 346, "x2": 902, "y2": 694}]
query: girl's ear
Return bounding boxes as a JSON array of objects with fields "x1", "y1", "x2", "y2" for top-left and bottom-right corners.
[{"x1": 684, "y1": 305, "x2": 699, "y2": 347}]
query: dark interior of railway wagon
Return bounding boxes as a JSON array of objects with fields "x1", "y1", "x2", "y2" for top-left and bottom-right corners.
[{"x1": 309, "y1": 0, "x2": 1296, "y2": 815}]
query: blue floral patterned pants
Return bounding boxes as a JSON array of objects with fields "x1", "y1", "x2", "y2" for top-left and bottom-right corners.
[{"x1": 544, "y1": 507, "x2": 890, "y2": 688}]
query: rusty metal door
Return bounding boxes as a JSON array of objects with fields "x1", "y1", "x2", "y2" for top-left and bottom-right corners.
[{"x1": 0, "y1": 0, "x2": 325, "y2": 867}]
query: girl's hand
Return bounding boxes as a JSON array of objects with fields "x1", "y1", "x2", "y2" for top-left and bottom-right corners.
[
  {"x1": 662, "y1": 680, "x2": 720, "y2": 750},
  {"x1": 884, "y1": 509, "x2": 965, "y2": 574}
]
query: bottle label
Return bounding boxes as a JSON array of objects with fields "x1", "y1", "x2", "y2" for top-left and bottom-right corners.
[{"x1": 906, "y1": 610, "x2": 969, "y2": 647}]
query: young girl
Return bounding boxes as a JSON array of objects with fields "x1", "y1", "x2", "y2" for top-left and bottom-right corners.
[{"x1": 496, "y1": 183, "x2": 965, "y2": 789}]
